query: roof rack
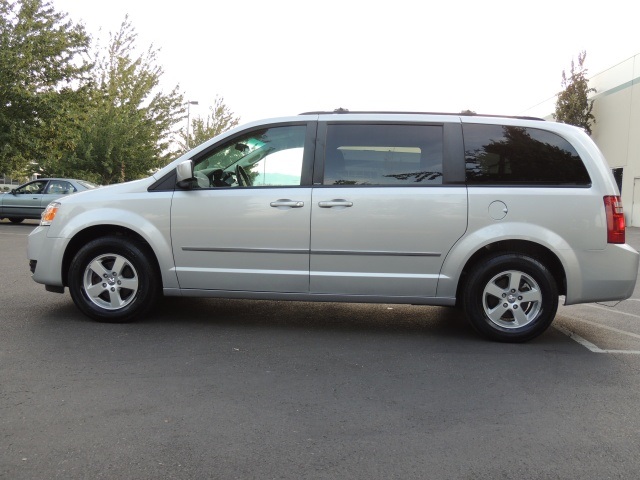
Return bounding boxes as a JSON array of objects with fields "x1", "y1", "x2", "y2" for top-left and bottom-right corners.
[{"x1": 298, "y1": 108, "x2": 544, "y2": 121}]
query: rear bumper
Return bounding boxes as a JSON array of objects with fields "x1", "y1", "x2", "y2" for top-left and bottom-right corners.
[{"x1": 565, "y1": 243, "x2": 639, "y2": 305}]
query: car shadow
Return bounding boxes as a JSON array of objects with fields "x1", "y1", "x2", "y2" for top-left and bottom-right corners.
[
  {"x1": 36, "y1": 295, "x2": 569, "y2": 347},
  {"x1": 155, "y1": 296, "x2": 473, "y2": 335}
]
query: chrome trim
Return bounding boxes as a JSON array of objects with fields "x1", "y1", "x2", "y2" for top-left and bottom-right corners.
[
  {"x1": 182, "y1": 247, "x2": 308, "y2": 254},
  {"x1": 311, "y1": 250, "x2": 441, "y2": 257},
  {"x1": 182, "y1": 247, "x2": 441, "y2": 257}
]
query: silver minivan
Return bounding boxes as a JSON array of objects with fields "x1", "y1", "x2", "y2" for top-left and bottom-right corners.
[{"x1": 27, "y1": 112, "x2": 640, "y2": 342}]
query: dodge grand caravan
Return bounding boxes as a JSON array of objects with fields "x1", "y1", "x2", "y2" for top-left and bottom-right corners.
[{"x1": 27, "y1": 111, "x2": 640, "y2": 342}]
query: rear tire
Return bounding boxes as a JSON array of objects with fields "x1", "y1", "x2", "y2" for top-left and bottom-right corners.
[
  {"x1": 68, "y1": 236, "x2": 159, "y2": 323},
  {"x1": 9, "y1": 217, "x2": 24, "y2": 224},
  {"x1": 463, "y1": 253, "x2": 558, "y2": 342}
]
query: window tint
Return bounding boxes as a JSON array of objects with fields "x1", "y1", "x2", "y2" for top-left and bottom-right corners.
[
  {"x1": 324, "y1": 124, "x2": 443, "y2": 186},
  {"x1": 464, "y1": 124, "x2": 591, "y2": 186},
  {"x1": 193, "y1": 125, "x2": 306, "y2": 188}
]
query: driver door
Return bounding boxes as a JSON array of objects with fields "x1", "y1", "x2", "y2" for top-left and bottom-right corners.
[
  {"x1": 171, "y1": 122, "x2": 315, "y2": 293},
  {"x1": 2, "y1": 180, "x2": 49, "y2": 217}
]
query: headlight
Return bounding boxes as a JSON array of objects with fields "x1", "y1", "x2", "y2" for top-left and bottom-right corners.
[{"x1": 41, "y1": 202, "x2": 61, "y2": 226}]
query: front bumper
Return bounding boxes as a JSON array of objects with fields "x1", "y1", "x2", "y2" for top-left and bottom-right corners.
[{"x1": 27, "y1": 226, "x2": 70, "y2": 288}]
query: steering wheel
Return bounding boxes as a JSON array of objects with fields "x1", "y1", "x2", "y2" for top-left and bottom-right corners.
[{"x1": 235, "y1": 165, "x2": 251, "y2": 187}]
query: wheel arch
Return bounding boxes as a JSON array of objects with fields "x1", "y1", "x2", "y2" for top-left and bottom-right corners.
[
  {"x1": 455, "y1": 240, "x2": 567, "y2": 303},
  {"x1": 62, "y1": 225, "x2": 162, "y2": 289}
]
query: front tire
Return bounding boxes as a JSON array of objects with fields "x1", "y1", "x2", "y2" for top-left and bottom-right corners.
[
  {"x1": 9, "y1": 217, "x2": 24, "y2": 224},
  {"x1": 463, "y1": 254, "x2": 558, "y2": 342},
  {"x1": 68, "y1": 236, "x2": 159, "y2": 323}
]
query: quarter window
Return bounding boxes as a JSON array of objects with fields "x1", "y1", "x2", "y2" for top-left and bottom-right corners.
[
  {"x1": 323, "y1": 124, "x2": 444, "y2": 186},
  {"x1": 463, "y1": 124, "x2": 591, "y2": 186}
]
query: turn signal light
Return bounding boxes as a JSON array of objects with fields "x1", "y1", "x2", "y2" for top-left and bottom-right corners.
[
  {"x1": 604, "y1": 196, "x2": 625, "y2": 244},
  {"x1": 41, "y1": 202, "x2": 61, "y2": 226}
]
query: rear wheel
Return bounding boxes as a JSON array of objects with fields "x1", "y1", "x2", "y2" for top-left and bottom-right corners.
[
  {"x1": 9, "y1": 217, "x2": 24, "y2": 224},
  {"x1": 463, "y1": 254, "x2": 558, "y2": 342},
  {"x1": 68, "y1": 236, "x2": 159, "y2": 323}
]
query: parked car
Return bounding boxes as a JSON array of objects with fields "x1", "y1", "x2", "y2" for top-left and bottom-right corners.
[
  {"x1": 27, "y1": 111, "x2": 640, "y2": 342},
  {"x1": 1, "y1": 178, "x2": 97, "y2": 223}
]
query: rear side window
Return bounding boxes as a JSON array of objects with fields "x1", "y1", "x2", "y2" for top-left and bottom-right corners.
[
  {"x1": 463, "y1": 124, "x2": 591, "y2": 186},
  {"x1": 323, "y1": 124, "x2": 443, "y2": 186},
  {"x1": 46, "y1": 180, "x2": 76, "y2": 194}
]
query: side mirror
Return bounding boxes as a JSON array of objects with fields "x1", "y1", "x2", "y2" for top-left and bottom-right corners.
[{"x1": 176, "y1": 160, "x2": 195, "y2": 189}]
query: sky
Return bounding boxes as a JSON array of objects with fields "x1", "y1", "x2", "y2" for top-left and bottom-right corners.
[{"x1": 52, "y1": 0, "x2": 640, "y2": 125}]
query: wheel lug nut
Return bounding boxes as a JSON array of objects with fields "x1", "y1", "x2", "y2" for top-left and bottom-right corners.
[
  {"x1": 513, "y1": 305, "x2": 518, "y2": 309},
  {"x1": 103, "y1": 274, "x2": 108, "y2": 278},
  {"x1": 112, "y1": 272, "x2": 117, "y2": 276},
  {"x1": 117, "y1": 280, "x2": 121, "y2": 285},
  {"x1": 502, "y1": 293, "x2": 507, "y2": 298},
  {"x1": 102, "y1": 283, "x2": 107, "y2": 288},
  {"x1": 518, "y1": 296, "x2": 523, "y2": 300},
  {"x1": 510, "y1": 289, "x2": 516, "y2": 293},
  {"x1": 503, "y1": 303, "x2": 508, "y2": 308},
  {"x1": 111, "y1": 287, "x2": 115, "y2": 292}
]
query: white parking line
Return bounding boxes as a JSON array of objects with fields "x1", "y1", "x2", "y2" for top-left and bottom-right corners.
[
  {"x1": 556, "y1": 314, "x2": 640, "y2": 354},
  {"x1": 0, "y1": 232, "x2": 29, "y2": 236},
  {"x1": 584, "y1": 303, "x2": 640, "y2": 320},
  {"x1": 555, "y1": 325, "x2": 605, "y2": 353}
]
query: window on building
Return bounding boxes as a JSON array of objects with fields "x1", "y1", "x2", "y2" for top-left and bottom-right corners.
[{"x1": 612, "y1": 168, "x2": 623, "y2": 193}]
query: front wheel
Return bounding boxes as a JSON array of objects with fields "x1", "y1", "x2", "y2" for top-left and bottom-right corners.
[
  {"x1": 9, "y1": 217, "x2": 24, "y2": 224},
  {"x1": 68, "y1": 236, "x2": 159, "y2": 323},
  {"x1": 463, "y1": 254, "x2": 558, "y2": 342}
]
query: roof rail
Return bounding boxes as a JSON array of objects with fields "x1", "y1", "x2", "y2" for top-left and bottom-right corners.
[{"x1": 298, "y1": 109, "x2": 544, "y2": 121}]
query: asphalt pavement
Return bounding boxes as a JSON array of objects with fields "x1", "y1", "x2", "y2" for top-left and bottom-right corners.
[{"x1": 2, "y1": 219, "x2": 640, "y2": 479}]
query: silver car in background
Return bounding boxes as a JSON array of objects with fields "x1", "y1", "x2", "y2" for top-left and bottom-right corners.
[
  {"x1": 26, "y1": 112, "x2": 639, "y2": 342},
  {"x1": 1, "y1": 178, "x2": 97, "y2": 223}
]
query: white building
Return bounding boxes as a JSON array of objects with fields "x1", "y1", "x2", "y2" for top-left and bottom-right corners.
[{"x1": 524, "y1": 53, "x2": 640, "y2": 225}]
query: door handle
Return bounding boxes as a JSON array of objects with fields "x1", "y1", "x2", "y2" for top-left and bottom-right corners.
[
  {"x1": 270, "y1": 199, "x2": 304, "y2": 208},
  {"x1": 318, "y1": 199, "x2": 353, "y2": 208}
]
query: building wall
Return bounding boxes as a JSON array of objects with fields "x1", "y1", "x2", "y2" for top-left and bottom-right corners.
[
  {"x1": 523, "y1": 54, "x2": 640, "y2": 225},
  {"x1": 589, "y1": 54, "x2": 640, "y2": 225}
]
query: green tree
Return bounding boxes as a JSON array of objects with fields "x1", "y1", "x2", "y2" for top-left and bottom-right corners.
[
  {"x1": 64, "y1": 17, "x2": 185, "y2": 184},
  {"x1": 0, "y1": 0, "x2": 91, "y2": 176},
  {"x1": 554, "y1": 51, "x2": 596, "y2": 135},
  {"x1": 180, "y1": 96, "x2": 240, "y2": 152}
]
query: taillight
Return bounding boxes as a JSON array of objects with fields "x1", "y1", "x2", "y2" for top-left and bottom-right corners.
[{"x1": 604, "y1": 196, "x2": 625, "y2": 244}]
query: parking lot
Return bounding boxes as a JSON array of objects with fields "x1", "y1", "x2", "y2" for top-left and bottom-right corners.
[{"x1": 3, "y1": 219, "x2": 640, "y2": 479}]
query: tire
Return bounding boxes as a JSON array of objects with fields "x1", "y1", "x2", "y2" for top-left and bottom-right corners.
[
  {"x1": 68, "y1": 236, "x2": 159, "y2": 323},
  {"x1": 463, "y1": 253, "x2": 558, "y2": 343},
  {"x1": 9, "y1": 217, "x2": 24, "y2": 224}
]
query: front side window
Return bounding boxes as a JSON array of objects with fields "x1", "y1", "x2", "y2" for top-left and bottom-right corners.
[
  {"x1": 192, "y1": 125, "x2": 306, "y2": 188},
  {"x1": 463, "y1": 124, "x2": 591, "y2": 186},
  {"x1": 323, "y1": 124, "x2": 444, "y2": 186},
  {"x1": 16, "y1": 181, "x2": 47, "y2": 194}
]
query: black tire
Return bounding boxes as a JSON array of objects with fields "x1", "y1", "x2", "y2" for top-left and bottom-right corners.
[
  {"x1": 463, "y1": 253, "x2": 558, "y2": 342},
  {"x1": 68, "y1": 236, "x2": 159, "y2": 323},
  {"x1": 9, "y1": 217, "x2": 24, "y2": 224}
]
